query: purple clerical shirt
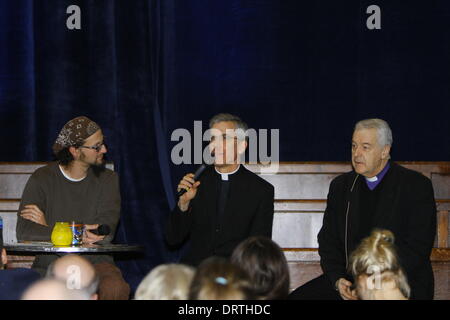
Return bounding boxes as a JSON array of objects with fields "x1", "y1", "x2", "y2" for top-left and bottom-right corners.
[{"x1": 365, "y1": 162, "x2": 391, "y2": 190}]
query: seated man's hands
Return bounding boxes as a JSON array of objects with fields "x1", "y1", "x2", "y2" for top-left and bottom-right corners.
[
  {"x1": 336, "y1": 278, "x2": 358, "y2": 300},
  {"x1": 20, "y1": 205, "x2": 48, "y2": 226},
  {"x1": 83, "y1": 224, "x2": 106, "y2": 244}
]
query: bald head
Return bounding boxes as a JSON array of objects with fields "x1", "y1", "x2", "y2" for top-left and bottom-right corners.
[
  {"x1": 46, "y1": 254, "x2": 98, "y2": 298},
  {"x1": 22, "y1": 279, "x2": 90, "y2": 300}
]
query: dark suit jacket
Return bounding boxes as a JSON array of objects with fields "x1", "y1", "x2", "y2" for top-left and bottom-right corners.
[
  {"x1": 0, "y1": 268, "x2": 41, "y2": 300},
  {"x1": 166, "y1": 165, "x2": 274, "y2": 266},
  {"x1": 318, "y1": 162, "x2": 436, "y2": 299}
]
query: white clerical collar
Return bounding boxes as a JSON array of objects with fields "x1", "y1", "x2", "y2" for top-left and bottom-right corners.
[
  {"x1": 365, "y1": 175, "x2": 378, "y2": 182},
  {"x1": 215, "y1": 165, "x2": 241, "y2": 181},
  {"x1": 59, "y1": 165, "x2": 86, "y2": 182}
]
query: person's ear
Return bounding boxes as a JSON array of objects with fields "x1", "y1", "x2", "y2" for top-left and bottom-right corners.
[
  {"x1": 237, "y1": 140, "x2": 247, "y2": 155},
  {"x1": 1, "y1": 248, "x2": 8, "y2": 266},
  {"x1": 69, "y1": 146, "x2": 80, "y2": 160},
  {"x1": 381, "y1": 145, "x2": 391, "y2": 160}
]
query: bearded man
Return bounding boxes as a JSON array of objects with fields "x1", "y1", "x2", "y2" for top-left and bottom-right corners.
[{"x1": 17, "y1": 116, "x2": 130, "y2": 300}]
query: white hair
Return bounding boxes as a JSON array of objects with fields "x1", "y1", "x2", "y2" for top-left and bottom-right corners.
[
  {"x1": 134, "y1": 264, "x2": 195, "y2": 300},
  {"x1": 354, "y1": 118, "x2": 393, "y2": 147}
]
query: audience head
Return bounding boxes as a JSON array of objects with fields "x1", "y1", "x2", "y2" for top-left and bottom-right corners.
[
  {"x1": 46, "y1": 254, "x2": 99, "y2": 300},
  {"x1": 189, "y1": 256, "x2": 253, "y2": 300},
  {"x1": 134, "y1": 264, "x2": 195, "y2": 300},
  {"x1": 349, "y1": 229, "x2": 410, "y2": 300},
  {"x1": 231, "y1": 236, "x2": 290, "y2": 299},
  {"x1": 22, "y1": 279, "x2": 91, "y2": 300},
  {"x1": 352, "y1": 118, "x2": 392, "y2": 178}
]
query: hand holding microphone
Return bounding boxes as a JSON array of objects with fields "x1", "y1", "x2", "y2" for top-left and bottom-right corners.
[
  {"x1": 177, "y1": 164, "x2": 208, "y2": 212},
  {"x1": 83, "y1": 224, "x2": 110, "y2": 244},
  {"x1": 88, "y1": 224, "x2": 110, "y2": 236}
]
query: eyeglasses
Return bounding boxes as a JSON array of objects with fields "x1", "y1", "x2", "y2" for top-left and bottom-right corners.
[{"x1": 79, "y1": 142, "x2": 106, "y2": 153}]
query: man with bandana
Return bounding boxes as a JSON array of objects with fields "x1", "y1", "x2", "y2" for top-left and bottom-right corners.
[
  {"x1": 289, "y1": 119, "x2": 436, "y2": 300},
  {"x1": 16, "y1": 116, "x2": 130, "y2": 300}
]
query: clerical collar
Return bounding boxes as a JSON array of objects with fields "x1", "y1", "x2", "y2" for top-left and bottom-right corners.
[
  {"x1": 215, "y1": 165, "x2": 241, "y2": 181},
  {"x1": 365, "y1": 162, "x2": 390, "y2": 190}
]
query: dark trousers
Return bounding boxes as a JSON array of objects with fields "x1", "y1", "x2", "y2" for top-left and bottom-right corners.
[{"x1": 288, "y1": 274, "x2": 342, "y2": 300}]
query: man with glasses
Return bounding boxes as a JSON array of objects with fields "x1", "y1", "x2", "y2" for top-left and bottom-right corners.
[
  {"x1": 166, "y1": 113, "x2": 274, "y2": 266},
  {"x1": 16, "y1": 116, "x2": 130, "y2": 299}
]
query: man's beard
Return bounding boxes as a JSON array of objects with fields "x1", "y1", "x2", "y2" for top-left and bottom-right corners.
[
  {"x1": 91, "y1": 157, "x2": 106, "y2": 177},
  {"x1": 80, "y1": 152, "x2": 106, "y2": 177}
]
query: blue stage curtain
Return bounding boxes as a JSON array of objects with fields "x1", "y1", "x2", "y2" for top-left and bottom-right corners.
[
  {"x1": 1, "y1": 0, "x2": 450, "y2": 293},
  {"x1": 0, "y1": 0, "x2": 178, "y2": 292}
]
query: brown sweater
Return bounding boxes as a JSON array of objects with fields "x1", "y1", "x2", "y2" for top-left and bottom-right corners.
[{"x1": 16, "y1": 162, "x2": 121, "y2": 273}]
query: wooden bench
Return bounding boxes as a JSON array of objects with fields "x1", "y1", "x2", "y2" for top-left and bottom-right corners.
[
  {"x1": 1, "y1": 162, "x2": 449, "y2": 299},
  {"x1": 245, "y1": 162, "x2": 450, "y2": 300}
]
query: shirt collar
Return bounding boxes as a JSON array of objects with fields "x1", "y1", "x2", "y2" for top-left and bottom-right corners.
[
  {"x1": 215, "y1": 165, "x2": 241, "y2": 181},
  {"x1": 58, "y1": 165, "x2": 86, "y2": 182},
  {"x1": 365, "y1": 162, "x2": 390, "y2": 190}
]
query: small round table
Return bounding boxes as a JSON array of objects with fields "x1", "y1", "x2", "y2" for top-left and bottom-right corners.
[{"x1": 5, "y1": 242, "x2": 144, "y2": 255}]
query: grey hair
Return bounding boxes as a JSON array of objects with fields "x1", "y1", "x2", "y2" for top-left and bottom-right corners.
[
  {"x1": 354, "y1": 119, "x2": 393, "y2": 147},
  {"x1": 209, "y1": 113, "x2": 248, "y2": 140},
  {"x1": 134, "y1": 264, "x2": 195, "y2": 300}
]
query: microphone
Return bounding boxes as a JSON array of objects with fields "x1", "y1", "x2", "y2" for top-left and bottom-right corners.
[
  {"x1": 88, "y1": 224, "x2": 111, "y2": 236},
  {"x1": 177, "y1": 164, "x2": 208, "y2": 197}
]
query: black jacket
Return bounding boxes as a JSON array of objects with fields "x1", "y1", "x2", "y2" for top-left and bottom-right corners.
[
  {"x1": 318, "y1": 162, "x2": 436, "y2": 299},
  {"x1": 166, "y1": 165, "x2": 274, "y2": 266},
  {"x1": 0, "y1": 268, "x2": 41, "y2": 300}
]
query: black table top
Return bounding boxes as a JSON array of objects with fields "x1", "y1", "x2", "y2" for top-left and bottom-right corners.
[{"x1": 4, "y1": 242, "x2": 144, "y2": 254}]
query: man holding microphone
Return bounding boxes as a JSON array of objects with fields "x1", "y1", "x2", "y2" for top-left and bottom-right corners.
[{"x1": 166, "y1": 113, "x2": 274, "y2": 266}]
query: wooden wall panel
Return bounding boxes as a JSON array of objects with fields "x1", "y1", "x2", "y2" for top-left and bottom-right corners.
[
  {"x1": 0, "y1": 174, "x2": 32, "y2": 199},
  {"x1": 0, "y1": 200, "x2": 20, "y2": 211},
  {"x1": 246, "y1": 162, "x2": 450, "y2": 253},
  {"x1": 432, "y1": 173, "x2": 450, "y2": 199},
  {"x1": 288, "y1": 261, "x2": 322, "y2": 292},
  {"x1": 432, "y1": 262, "x2": 450, "y2": 300},
  {"x1": 259, "y1": 174, "x2": 338, "y2": 199},
  {"x1": 273, "y1": 212, "x2": 323, "y2": 248}
]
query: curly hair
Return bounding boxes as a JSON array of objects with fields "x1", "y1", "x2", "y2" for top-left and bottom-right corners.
[{"x1": 349, "y1": 229, "x2": 410, "y2": 299}]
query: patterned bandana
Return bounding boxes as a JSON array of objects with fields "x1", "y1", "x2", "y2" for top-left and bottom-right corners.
[{"x1": 52, "y1": 116, "x2": 100, "y2": 154}]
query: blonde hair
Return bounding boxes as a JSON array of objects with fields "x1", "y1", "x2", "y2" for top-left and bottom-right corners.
[
  {"x1": 134, "y1": 264, "x2": 195, "y2": 300},
  {"x1": 189, "y1": 257, "x2": 253, "y2": 300},
  {"x1": 349, "y1": 229, "x2": 410, "y2": 299}
]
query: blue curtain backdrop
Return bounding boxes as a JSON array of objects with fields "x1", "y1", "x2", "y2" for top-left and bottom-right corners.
[{"x1": 1, "y1": 0, "x2": 449, "y2": 293}]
